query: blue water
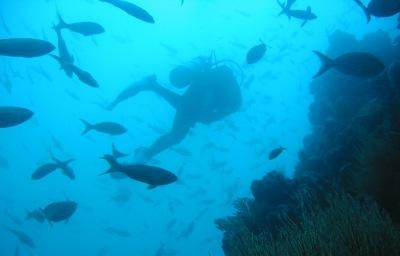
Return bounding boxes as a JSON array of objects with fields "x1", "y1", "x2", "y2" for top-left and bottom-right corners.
[{"x1": 0, "y1": 0, "x2": 397, "y2": 255}]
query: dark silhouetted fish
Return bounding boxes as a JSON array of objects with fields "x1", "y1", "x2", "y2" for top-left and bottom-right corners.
[
  {"x1": 278, "y1": 1, "x2": 317, "y2": 27},
  {"x1": 313, "y1": 51, "x2": 385, "y2": 78},
  {"x1": 31, "y1": 158, "x2": 75, "y2": 180},
  {"x1": 0, "y1": 106, "x2": 33, "y2": 128},
  {"x1": 99, "y1": 0, "x2": 155, "y2": 24},
  {"x1": 25, "y1": 209, "x2": 45, "y2": 223},
  {"x1": 55, "y1": 12, "x2": 105, "y2": 36},
  {"x1": 50, "y1": 54, "x2": 99, "y2": 87},
  {"x1": 81, "y1": 119, "x2": 127, "y2": 135},
  {"x1": 100, "y1": 155, "x2": 178, "y2": 189},
  {"x1": 53, "y1": 26, "x2": 74, "y2": 77},
  {"x1": 42, "y1": 200, "x2": 78, "y2": 223},
  {"x1": 246, "y1": 41, "x2": 266, "y2": 64},
  {"x1": 4, "y1": 227, "x2": 35, "y2": 248},
  {"x1": 268, "y1": 146, "x2": 285, "y2": 160},
  {"x1": 104, "y1": 227, "x2": 131, "y2": 237},
  {"x1": 353, "y1": 0, "x2": 400, "y2": 22},
  {"x1": 112, "y1": 143, "x2": 128, "y2": 158},
  {"x1": 0, "y1": 38, "x2": 55, "y2": 58}
]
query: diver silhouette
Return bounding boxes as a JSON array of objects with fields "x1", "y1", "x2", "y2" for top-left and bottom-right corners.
[{"x1": 107, "y1": 56, "x2": 242, "y2": 162}]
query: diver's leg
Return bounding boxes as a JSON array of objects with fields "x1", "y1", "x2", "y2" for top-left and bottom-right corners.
[
  {"x1": 143, "y1": 112, "x2": 193, "y2": 160},
  {"x1": 146, "y1": 82, "x2": 183, "y2": 110}
]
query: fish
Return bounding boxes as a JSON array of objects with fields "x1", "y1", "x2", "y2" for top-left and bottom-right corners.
[
  {"x1": 112, "y1": 143, "x2": 128, "y2": 158},
  {"x1": 4, "y1": 227, "x2": 35, "y2": 248},
  {"x1": 353, "y1": 0, "x2": 400, "y2": 22},
  {"x1": 25, "y1": 209, "x2": 46, "y2": 223},
  {"x1": 0, "y1": 154, "x2": 9, "y2": 169},
  {"x1": 177, "y1": 221, "x2": 195, "y2": 239},
  {"x1": 53, "y1": 26, "x2": 74, "y2": 77},
  {"x1": 99, "y1": 0, "x2": 155, "y2": 24},
  {"x1": 313, "y1": 51, "x2": 385, "y2": 78},
  {"x1": 42, "y1": 200, "x2": 78, "y2": 223},
  {"x1": 268, "y1": 146, "x2": 286, "y2": 160},
  {"x1": 81, "y1": 119, "x2": 127, "y2": 135},
  {"x1": 5, "y1": 211, "x2": 23, "y2": 226},
  {"x1": 100, "y1": 154, "x2": 178, "y2": 189},
  {"x1": 0, "y1": 106, "x2": 33, "y2": 128},
  {"x1": 104, "y1": 227, "x2": 131, "y2": 237},
  {"x1": 246, "y1": 41, "x2": 267, "y2": 64},
  {"x1": 1, "y1": 64, "x2": 12, "y2": 93},
  {"x1": 50, "y1": 54, "x2": 99, "y2": 87},
  {"x1": 31, "y1": 158, "x2": 75, "y2": 180},
  {"x1": 277, "y1": 1, "x2": 317, "y2": 27},
  {"x1": 0, "y1": 38, "x2": 55, "y2": 58},
  {"x1": 110, "y1": 188, "x2": 132, "y2": 203},
  {"x1": 30, "y1": 64, "x2": 53, "y2": 82},
  {"x1": 55, "y1": 12, "x2": 104, "y2": 36}
]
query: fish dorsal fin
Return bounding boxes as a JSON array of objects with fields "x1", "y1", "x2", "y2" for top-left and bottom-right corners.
[{"x1": 306, "y1": 6, "x2": 311, "y2": 13}]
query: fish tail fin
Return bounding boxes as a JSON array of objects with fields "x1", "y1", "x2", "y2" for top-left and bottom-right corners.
[
  {"x1": 80, "y1": 119, "x2": 93, "y2": 135},
  {"x1": 353, "y1": 0, "x2": 371, "y2": 23},
  {"x1": 277, "y1": 0, "x2": 287, "y2": 15},
  {"x1": 312, "y1": 51, "x2": 334, "y2": 78},
  {"x1": 100, "y1": 154, "x2": 120, "y2": 175},
  {"x1": 52, "y1": 157, "x2": 74, "y2": 167},
  {"x1": 112, "y1": 143, "x2": 127, "y2": 158}
]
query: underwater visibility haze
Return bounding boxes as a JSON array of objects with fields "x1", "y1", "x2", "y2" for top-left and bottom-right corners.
[{"x1": 0, "y1": 0, "x2": 400, "y2": 255}]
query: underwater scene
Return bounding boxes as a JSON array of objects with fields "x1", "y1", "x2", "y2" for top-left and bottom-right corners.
[{"x1": 0, "y1": 0, "x2": 400, "y2": 255}]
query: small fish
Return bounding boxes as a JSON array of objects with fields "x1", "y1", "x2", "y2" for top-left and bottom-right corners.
[
  {"x1": 353, "y1": 0, "x2": 400, "y2": 23},
  {"x1": 0, "y1": 38, "x2": 55, "y2": 58},
  {"x1": 278, "y1": 1, "x2": 317, "y2": 27},
  {"x1": 313, "y1": 51, "x2": 385, "y2": 78},
  {"x1": 50, "y1": 54, "x2": 99, "y2": 87},
  {"x1": 268, "y1": 146, "x2": 286, "y2": 160},
  {"x1": 5, "y1": 211, "x2": 23, "y2": 226},
  {"x1": 1, "y1": 64, "x2": 12, "y2": 93},
  {"x1": 81, "y1": 119, "x2": 127, "y2": 135},
  {"x1": 31, "y1": 158, "x2": 75, "y2": 180},
  {"x1": 0, "y1": 154, "x2": 9, "y2": 169},
  {"x1": 99, "y1": 0, "x2": 155, "y2": 24},
  {"x1": 0, "y1": 106, "x2": 33, "y2": 128},
  {"x1": 100, "y1": 155, "x2": 178, "y2": 189},
  {"x1": 4, "y1": 227, "x2": 35, "y2": 248},
  {"x1": 177, "y1": 221, "x2": 195, "y2": 239},
  {"x1": 246, "y1": 41, "x2": 267, "y2": 64},
  {"x1": 104, "y1": 227, "x2": 131, "y2": 237},
  {"x1": 55, "y1": 12, "x2": 104, "y2": 36},
  {"x1": 53, "y1": 26, "x2": 74, "y2": 77}
]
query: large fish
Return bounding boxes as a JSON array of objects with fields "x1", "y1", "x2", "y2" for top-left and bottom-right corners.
[
  {"x1": 99, "y1": 0, "x2": 155, "y2": 24},
  {"x1": 42, "y1": 200, "x2": 78, "y2": 223},
  {"x1": 56, "y1": 13, "x2": 104, "y2": 36},
  {"x1": 313, "y1": 51, "x2": 385, "y2": 78},
  {"x1": 354, "y1": 0, "x2": 400, "y2": 22},
  {"x1": 100, "y1": 155, "x2": 178, "y2": 189},
  {"x1": 0, "y1": 38, "x2": 55, "y2": 58},
  {"x1": 81, "y1": 119, "x2": 127, "y2": 135},
  {"x1": 0, "y1": 106, "x2": 33, "y2": 128}
]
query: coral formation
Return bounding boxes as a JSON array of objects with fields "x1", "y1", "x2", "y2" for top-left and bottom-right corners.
[{"x1": 217, "y1": 30, "x2": 400, "y2": 255}]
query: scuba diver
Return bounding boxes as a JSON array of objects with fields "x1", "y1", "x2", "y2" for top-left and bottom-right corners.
[{"x1": 107, "y1": 56, "x2": 242, "y2": 162}]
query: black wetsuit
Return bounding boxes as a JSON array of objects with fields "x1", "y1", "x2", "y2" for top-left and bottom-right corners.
[{"x1": 109, "y1": 64, "x2": 242, "y2": 161}]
